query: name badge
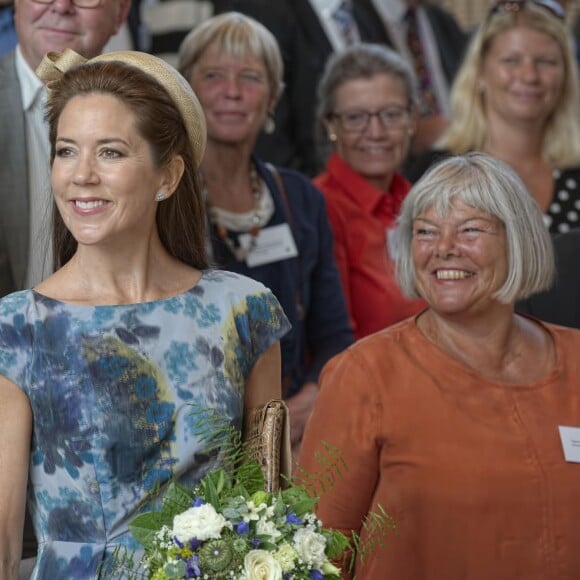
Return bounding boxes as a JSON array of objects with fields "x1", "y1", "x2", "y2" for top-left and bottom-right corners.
[
  {"x1": 239, "y1": 223, "x2": 298, "y2": 268},
  {"x1": 558, "y1": 425, "x2": 580, "y2": 463}
]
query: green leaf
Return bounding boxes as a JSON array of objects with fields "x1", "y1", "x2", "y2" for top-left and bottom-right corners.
[
  {"x1": 281, "y1": 486, "x2": 318, "y2": 516},
  {"x1": 129, "y1": 512, "x2": 172, "y2": 547},
  {"x1": 323, "y1": 529, "x2": 350, "y2": 559},
  {"x1": 162, "y1": 481, "x2": 195, "y2": 515}
]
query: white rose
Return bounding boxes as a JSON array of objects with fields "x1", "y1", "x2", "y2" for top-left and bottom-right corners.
[
  {"x1": 292, "y1": 528, "x2": 327, "y2": 568},
  {"x1": 256, "y1": 517, "x2": 282, "y2": 540},
  {"x1": 172, "y1": 504, "x2": 228, "y2": 542},
  {"x1": 244, "y1": 549, "x2": 282, "y2": 580}
]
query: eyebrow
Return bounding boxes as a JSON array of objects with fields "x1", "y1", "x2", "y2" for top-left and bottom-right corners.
[
  {"x1": 55, "y1": 137, "x2": 130, "y2": 147},
  {"x1": 413, "y1": 216, "x2": 498, "y2": 226}
]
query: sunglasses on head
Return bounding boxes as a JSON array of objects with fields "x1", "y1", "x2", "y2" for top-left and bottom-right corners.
[{"x1": 488, "y1": 0, "x2": 566, "y2": 21}]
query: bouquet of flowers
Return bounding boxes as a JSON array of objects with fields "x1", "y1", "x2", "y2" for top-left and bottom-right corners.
[
  {"x1": 109, "y1": 407, "x2": 394, "y2": 579},
  {"x1": 125, "y1": 469, "x2": 347, "y2": 580}
]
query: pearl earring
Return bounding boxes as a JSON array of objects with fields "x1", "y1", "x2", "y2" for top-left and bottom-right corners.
[
  {"x1": 155, "y1": 192, "x2": 165, "y2": 202},
  {"x1": 329, "y1": 133, "x2": 338, "y2": 142},
  {"x1": 263, "y1": 113, "x2": 276, "y2": 134}
]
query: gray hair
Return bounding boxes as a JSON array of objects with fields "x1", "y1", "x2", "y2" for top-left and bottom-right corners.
[
  {"x1": 396, "y1": 153, "x2": 555, "y2": 303},
  {"x1": 178, "y1": 12, "x2": 284, "y2": 102},
  {"x1": 315, "y1": 43, "x2": 417, "y2": 161}
]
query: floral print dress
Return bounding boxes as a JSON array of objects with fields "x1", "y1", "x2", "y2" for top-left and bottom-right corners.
[{"x1": 0, "y1": 270, "x2": 290, "y2": 579}]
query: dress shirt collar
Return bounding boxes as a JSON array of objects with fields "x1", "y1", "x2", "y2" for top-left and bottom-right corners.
[
  {"x1": 15, "y1": 44, "x2": 45, "y2": 112},
  {"x1": 370, "y1": 0, "x2": 406, "y2": 24},
  {"x1": 326, "y1": 152, "x2": 409, "y2": 216},
  {"x1": 309, "y1": 0, "x2": 344, "y2": 18}
]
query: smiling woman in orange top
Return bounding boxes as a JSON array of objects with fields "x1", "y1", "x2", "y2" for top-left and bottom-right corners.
[
  {"x1": 300, "y1": 153, "x2": 580, "y2": 579},
  {"x1": 314, "y1": 44, "x2": 425, "y2": 339}
]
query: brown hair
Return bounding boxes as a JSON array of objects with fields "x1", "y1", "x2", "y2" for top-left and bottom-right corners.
[{"x1": 46, "y1": 60, "x2": 209, "y2": 270}]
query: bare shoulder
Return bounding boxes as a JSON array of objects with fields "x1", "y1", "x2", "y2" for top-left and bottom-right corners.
[{"x1": 0, "y1": 374, "x2": 31, "y2": 422}]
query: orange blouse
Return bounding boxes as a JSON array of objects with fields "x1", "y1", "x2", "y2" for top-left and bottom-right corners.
[{"x1": 299, "y1": 315, "x2": 580, "y2": 579}]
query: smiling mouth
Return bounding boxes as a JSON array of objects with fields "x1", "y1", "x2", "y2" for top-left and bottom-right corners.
[
  {"x1": 74, "y1": 200, "x2": 108, "y2": 210},
  {"x1": 436, "y1": 270, "x2": 474, "y2": 280}
]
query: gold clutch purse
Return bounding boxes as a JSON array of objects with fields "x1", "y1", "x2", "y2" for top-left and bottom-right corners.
[{"x1": 243, "y1": 400, "x2": 292, "y2": 492}]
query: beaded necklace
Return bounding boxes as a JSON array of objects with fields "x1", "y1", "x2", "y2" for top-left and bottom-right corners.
[{"x1": 204, "y1": 164, "x2": 262, "y2": 262}]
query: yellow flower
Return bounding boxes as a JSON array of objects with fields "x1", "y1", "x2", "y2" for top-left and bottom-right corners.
[{"x1": 150, "y1": 569, "x2": 168, "y2": 580}]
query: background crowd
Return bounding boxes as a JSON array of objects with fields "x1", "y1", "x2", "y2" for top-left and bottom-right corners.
[{"x1": 1, "y1": 0, "x2": 580, "y2": 579}]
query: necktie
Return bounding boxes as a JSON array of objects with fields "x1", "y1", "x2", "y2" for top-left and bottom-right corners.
[
  {"x1": 332, "y1": 0, "x2": 358, "y2": 47},
  {"x1": 405, "y1": 7, "x2": 440, "y2": 116}
]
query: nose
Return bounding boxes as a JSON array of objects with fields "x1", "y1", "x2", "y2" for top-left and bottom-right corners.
[
  {"x1": 520, "y1": 58, "x2": 539, "y2": 82},
  {"x1": 72, "y1": 154, "x2": 98, "y2": 185},
  {"x1": 49, "y1": 0, "x2": 76, "y2": 12},
  {"x1": 434, "y1": 229, "x2": 459, "y2": 258},
  {"x1": 224, "y1": 73, "x2": 242, "y2": 99},
  {"x1": 365, "y1": 113, "x2": 386, "y2": 138}
]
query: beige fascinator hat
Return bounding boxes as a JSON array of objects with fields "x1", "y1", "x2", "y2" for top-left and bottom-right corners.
[{"x1": 36, "y1": 49, "x2": 207, "y2": 167}]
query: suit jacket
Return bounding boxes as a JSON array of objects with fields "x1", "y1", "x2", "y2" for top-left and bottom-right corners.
[
  {"x1": 517, "y1": 230, "x2": 580, "y2": 329},
  {"x1": 422, "y1": 3, "x2": 468, "y2": 85},
  {"x1": 0, "y1": 50, "x2": 29, "y2": 296},
  {"x1": 220, "y1": 0, "x2": 393, "y2": 175}
]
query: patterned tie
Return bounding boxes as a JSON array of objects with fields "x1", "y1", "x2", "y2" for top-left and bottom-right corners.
[
  {"x1": 405, "y1": 7, "x2": 440, "y2": 116},
  {"x1": 331, "y1": 0, "x2": 358, "y2": 46}
]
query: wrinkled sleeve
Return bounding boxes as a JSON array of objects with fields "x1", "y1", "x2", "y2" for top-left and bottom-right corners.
[{"x1": 299, "y1": 347, "x2": 381, "y2": 544}]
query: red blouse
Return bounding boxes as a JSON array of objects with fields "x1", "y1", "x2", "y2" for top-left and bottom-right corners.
[{"x1": 314, "y1": 153, "x2": 425, "y2": 338}]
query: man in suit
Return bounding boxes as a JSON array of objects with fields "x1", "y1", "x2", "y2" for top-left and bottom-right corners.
[
  {"x1": 0, "y1": 0, "x2": 130, "y2": 567},
  {"x1": 370, "y1": 0, "x2": 468, "y2": 155},
  {"x1": 0, "y1": 0, "x2": 131, "y2": 299}
]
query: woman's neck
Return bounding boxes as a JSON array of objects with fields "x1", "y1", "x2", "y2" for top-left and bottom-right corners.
[
  {"x1": 417, "y1": 307, "x2": 554, "y2": 383},
  {"x1": 201, "y1": 144, "x2": 258, "y2": 212},
  {"x1": 37, "y1": 232, "x2": 198, "y2": 305},
  {"x1": 483, "y1": 113, "x2": 546, "y2": 166}
]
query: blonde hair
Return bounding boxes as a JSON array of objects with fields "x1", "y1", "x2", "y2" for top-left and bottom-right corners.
[
  {"x1": 439, "y1": 4, "x2": 580, "y2": 167},
  {"x1": 178, "y1": 12, "x2": 284, "y2": 103}
]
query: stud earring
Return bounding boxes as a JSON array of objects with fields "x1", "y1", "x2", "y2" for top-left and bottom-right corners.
[
  {"x1": 155, "y1": 191, "x2": 165, "y2": 202},
  {"x1": 263, "y1": 113, "x2": 276, "y2": 134},
  {"x1": 329, "y1": 133, "x2": 338, "y2": 142}
]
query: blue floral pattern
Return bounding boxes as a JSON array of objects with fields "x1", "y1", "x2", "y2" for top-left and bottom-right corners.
[{"x1": 0, "y1": 270, "x2": 290, "y2": 578}]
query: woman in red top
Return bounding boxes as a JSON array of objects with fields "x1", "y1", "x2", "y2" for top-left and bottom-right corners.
[{"x1": 314, "y1": 43, "x2": 425, "y2": 339}]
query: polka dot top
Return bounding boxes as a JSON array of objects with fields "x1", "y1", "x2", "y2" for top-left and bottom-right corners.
[{"x1": 543, "y1": 167, "x2": 580, "y2": 234}]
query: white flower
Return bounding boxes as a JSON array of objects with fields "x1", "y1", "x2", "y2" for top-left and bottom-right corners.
[
  {"x1": 172, "y1": 503, "x2": 228, "y2": 542},
  {"x1": 243, "y1": 501, "x2": 267, "y2": 522},
  {"x1": 256, "y1": 517, "x2": 282, "y2": 540},
  {"x1": 244, "y1": 549, "x2": 282, "y2": 580},
  {"x1": 273, "y1": 542, "x2": 298, "y2": 572},
  {"x1": 293, "y1": 528, "x2": 327, "y2": 568}
]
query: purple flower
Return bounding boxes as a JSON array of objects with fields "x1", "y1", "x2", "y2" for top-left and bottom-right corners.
[
  {"x1": 186, "y1": 554, "x2": 201, "y2": 577},
  {"x1": 251, "y1": 537, "x2": 261, "y2": 548},
  {"x1": 189, "y1": 538, "x2": 201, "y2": 551},
  {"x1": 174, "y1": 536, "x2": 184, "y2": 549},
  {"x1": 236, "y1": 521, "x2": 250, "y2": 535},
  {"x1": 192, "y1": 496, "x2": 205, "y2": 507},
  {"x1": 286, "y1": 511, "x2": 303, "y2": 525},
  {"x1": 310, "y1": 570, "x2": 324, "y2": 580}
]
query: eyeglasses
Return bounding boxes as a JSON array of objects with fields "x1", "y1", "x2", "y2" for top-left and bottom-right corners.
[
  {"x1": 488, "y1": 0, "x2": 565, "y2": 21},
  {"x1": 330, "y1": 106, "x2": 410, "y2": 132},
  {"x1": 31, "y1": 0, "x2": 103, "y2": 8}
]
